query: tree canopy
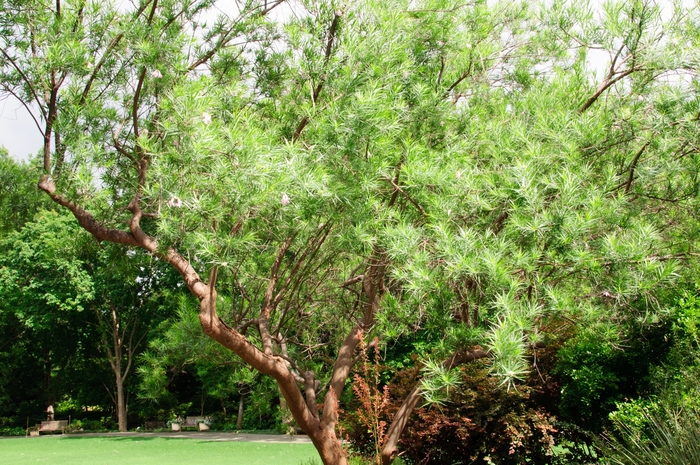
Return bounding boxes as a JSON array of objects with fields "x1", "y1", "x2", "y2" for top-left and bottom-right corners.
[{"x1": 2, "y1": 0, "x2": 700, "y2": 463}]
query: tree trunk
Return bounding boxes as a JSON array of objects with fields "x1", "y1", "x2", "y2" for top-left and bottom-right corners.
[
  {"x1": 380, "y1": 385, "x2": 422, "y2": 465},
  {"x1": 43, "y1": 346, "x2": 53, "y2": 408},
  {"x1": 307, "y1": 427, "x2": 348, "y2": 465},
  {"x1": 220, "y1": 398, "x2": 227, "y2": 418},
  {"x1": 279, "y1": 392, "x2": 295, "y2": 434},
  {"x1": 236, "y1": 395, "x2": 244, "y2": 430},
  {"x1": 115, "y1": 376, "x2": 127, "y2": 432}
]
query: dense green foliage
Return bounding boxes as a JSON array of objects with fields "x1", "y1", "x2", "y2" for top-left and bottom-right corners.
[
  {"x1": 555, "y1": 324, "x2": 670, "y2": 433},
  {"x1": 1, "y1": 0, "x2": 700, "y2": 462},
  {"x1": 0, "y1": 150, "x2": 50, "y2": 233},
  {"x1": 0, "y1": 210, "x2": 95, "y2": 416}
]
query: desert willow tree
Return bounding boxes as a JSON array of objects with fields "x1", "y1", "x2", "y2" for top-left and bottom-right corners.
[{"x1": 2, "y1": 0, "x2": 700, "y2": 462}]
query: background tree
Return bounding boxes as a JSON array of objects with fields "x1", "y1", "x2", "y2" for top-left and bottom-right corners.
[
  {"x1": 138, "y1": 297, "x2": 270, "y2": 430},
  {"x1": 0, "y1": 210, "x2": 94, "y2": 411},
  {"x1": 0, "y1": 149, "x2": 50, "y2": 233},
  {"x1": 87, "y1": 244, "x2": 170, "y2": 432}
]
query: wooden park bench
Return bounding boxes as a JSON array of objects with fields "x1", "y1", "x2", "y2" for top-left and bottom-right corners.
[
  {"x1": 144, "y1": 421, "x2": 166, "y2": 430},
  {"x1": 36, "y1": 420, "x2": 68, "y2": 434},
  {"x1": 182, "y1": 416, "x2": 210, "y2": 431}
]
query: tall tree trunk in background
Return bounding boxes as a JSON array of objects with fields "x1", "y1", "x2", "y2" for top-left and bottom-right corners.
[
  {"x1": 96, "y1": 301, "x2": 142, "y2": 432},
  {"x1": 42, "y1": 345, "x2": 54, "y2": 414},
  {"x1": 115, "y1": 373, "x2": 127, "y2": 432},
  {"x1": 237, "y1": 395, "x2": 244, "y2": 430}
]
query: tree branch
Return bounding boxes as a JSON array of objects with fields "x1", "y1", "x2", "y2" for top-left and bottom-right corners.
[
  {"x1": 320, "y1": 251, "x2": 386, "y2": 432},
  {"x1": 0, "y1": 47, "x2": 47, "y2": 121},
  {"x1": 578, "y1": 68, "x2": 638, "y2": 113},
  {"x1": 80, "y1": 33, "x2": 124, "y2": 106},
  {"x1": 0, "y1": 84, "x2": 44, "y2": 136},
  {"x1": 38, "y1": 177, "x2": 139, "y2": 246},
  {"x1": 382, "y1": 176, "x2": 426, "y2": 216},
  {"x1": 292, "y1": 11, "x2": 342, "y2": 142},
  {"x1": 258, "y1": 236, "x2": 294, "y2": 355},
  {"x1": 624, "y1": 142, "x2": 649, "y2": 194}
]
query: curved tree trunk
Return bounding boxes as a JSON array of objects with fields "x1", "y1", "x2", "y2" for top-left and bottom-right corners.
[
  {"x1": 38, "y1": 178, "x2": 381, "y2": 465},
  {"x1": 307, "y1": 427, "x2": 347, "y2": 465},
  {"x1": 380, "y1": 385, "x2": 422, "y2": 465}
]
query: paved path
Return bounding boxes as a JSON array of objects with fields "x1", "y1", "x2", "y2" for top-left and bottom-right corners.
[{"x1": 49, "y1": 431, "x2": 312, "y2": 443}]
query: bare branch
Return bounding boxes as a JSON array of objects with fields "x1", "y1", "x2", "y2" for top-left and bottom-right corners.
[
  {"x1": 258, "y1": 236, "x2": 295, "y2": 355},
  {"x1": 292, "y1": 12, "x2": 342, "y2": 142},
  {"x1": 579, "y1": 68, "x2": 638, "y2": 113},
  {"x1": 624, "y1": 142, "x2": 650, "y2": 194},
  {"x1": 0, "y1": 84, "x2": 44, "y2": 136},
  {"x1": 80, "y1": 33, "x2": 124, "y2": 106},
  {"x1": 38, "y1": 177, "x2": 139, "y2": 246},
  {"x1": 0, "y1": 49, "x2": 47, "y2": 122},
  {"x1": 381, "y1": 347, "x2": 490, "y2": 464},
  {"x1": 382, "y1": 176, "x2": 427, "y2": 217}
]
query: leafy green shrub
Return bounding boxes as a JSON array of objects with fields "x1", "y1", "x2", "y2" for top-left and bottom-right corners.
[
  {"x1": 65, "y1": 419, "x2": 83, "y2": 433},
  {"x1": 554, "y1": 325, "x2": 670, "y2": 433},
  {"x1": 602, "y1": 291, "x2": 700, "y2": 464},
  {"x1": 79, "y1": 418, "x2": 111, "y2": 432},
  {"x1": 0, "y1": 426, "x2": 26, "y2": 436},
  {"x1": 609, "y1": 398, "x2": 661, "y2": 437}
]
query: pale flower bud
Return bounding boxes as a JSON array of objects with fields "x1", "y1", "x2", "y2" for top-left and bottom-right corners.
[
  {"x1": 281, "y1": 193, "x2": 290, "y2": 206},
  {"x1": 151, "y1": 70, "x2": 163, "y2": 78},
  {"x1": 202, "y1": 112, "x2": 212, "y2": 125},
  {"x1": 167, "y1": 197, "x2": 182, "y2": 208}
]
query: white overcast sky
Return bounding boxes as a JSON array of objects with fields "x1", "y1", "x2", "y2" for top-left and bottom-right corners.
[
  {"x1": 0, "y1": 97, "x2": 41, "y2": 161},
  {"x1": 0, "y1": 0, "x2": 684, "y2": 161}
]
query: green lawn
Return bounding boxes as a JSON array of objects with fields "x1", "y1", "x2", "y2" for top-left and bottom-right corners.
[{"x1": 0, "y1": 435, "x2": 321, "y2": 465}]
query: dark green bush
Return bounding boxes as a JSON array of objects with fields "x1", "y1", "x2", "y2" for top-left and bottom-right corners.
[
  {"x1": 0, "y1": 426, "x2": 26, "y2": 436},
  {"x1": 554, "y1": 324, "x2": 670, "y2": 433},
  {"x1": 345, "y1": 343, "x2": 596, "y2": 465}
]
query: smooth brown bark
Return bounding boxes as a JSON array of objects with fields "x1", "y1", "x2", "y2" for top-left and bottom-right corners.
[{"x1": 236, "y1": 395, "x2": 244, "y2": 430}]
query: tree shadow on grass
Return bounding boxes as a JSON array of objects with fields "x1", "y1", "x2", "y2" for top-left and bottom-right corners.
[{"x1": 61, "y1": 436, "x2": 186, "y2": 441}]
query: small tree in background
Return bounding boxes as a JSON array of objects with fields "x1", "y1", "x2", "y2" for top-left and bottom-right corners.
[{"x1": 351, "y1": 332, "x2": 390, "y2": 464}]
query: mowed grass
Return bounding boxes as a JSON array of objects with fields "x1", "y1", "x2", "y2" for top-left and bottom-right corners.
[{"x1": 0, "y1": 435, "x2": 321, "y2": 465}]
